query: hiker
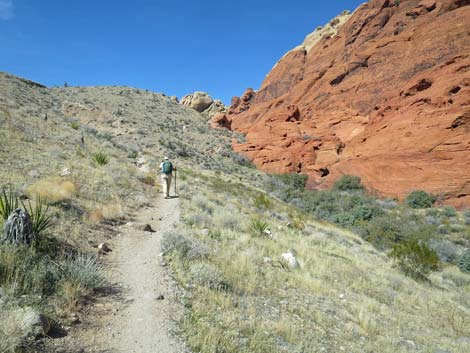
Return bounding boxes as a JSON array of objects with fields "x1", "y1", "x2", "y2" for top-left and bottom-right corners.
[{"x1": 160, "y1": 157, "x2": 176, "y2": 199}]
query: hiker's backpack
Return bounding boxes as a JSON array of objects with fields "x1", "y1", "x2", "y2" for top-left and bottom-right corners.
[{"x1": 162, "y1": 161, "x2": 173, "y2": 174}]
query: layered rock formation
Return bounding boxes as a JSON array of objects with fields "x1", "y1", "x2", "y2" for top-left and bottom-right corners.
[
  {"x1": 213, "y1": 0, "x2": 470, "y2": 207},
  {"x1": 180, "y1": 91, "x2": 227, "y2": 118}
]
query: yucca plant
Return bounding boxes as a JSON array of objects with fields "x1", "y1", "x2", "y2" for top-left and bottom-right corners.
[
  {"x1": 2, "y1": 208, "x2": 33, "y2": 245},
  {"x1": 457, "y1": 251, "x2": 470, "y2": 273},
  {"x1": 92, "y1": 151, "x2": 109, "y2": 166},
  {"x1": 248, "y1": 218, "x2": 269, "y2": 237},
  {"x1": 21, "y1": 196, "x2": 53, "y2": 239},
  {"x1": 0, "y1": 189, "x2": 18, "y2": 221}
]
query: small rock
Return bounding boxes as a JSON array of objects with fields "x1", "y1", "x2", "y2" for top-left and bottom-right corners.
[
  {"x1": 201, "y1": 229, "x2": 209, "y2": 236},
  {"x1": 137, "y1": 224, "x2": 156, "y2": 232},
  {"x1": 60, "y1": 168, "x2": 71, "y2": 177},
  {"x1": 98, "y1": 243, "x2": 112, "y2": 254},
  {"x1": 263, "y1": 257, "x2": 272, "y2": 263},
  {"x1": 281, "y1": 252, "x2": 299, "y2": 269},
  {"x1": 156, "y1": 294, "x2": 165, "y2": 300}
]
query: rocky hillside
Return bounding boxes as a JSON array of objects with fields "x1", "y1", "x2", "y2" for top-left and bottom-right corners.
[
  {"x1": 213, "y1": 0, "x2": 470, "y2": 207},
  {"x1": 0, "y1": 71, "x2": 253, "y2": 351}
]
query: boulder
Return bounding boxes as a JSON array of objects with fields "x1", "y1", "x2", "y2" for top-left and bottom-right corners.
[
  {"x1": 180, "y1": 91, "x2": 214, "y2": 112},
  {"x1": 181, "y1": 92, "x2": 228, "y2": 118}
]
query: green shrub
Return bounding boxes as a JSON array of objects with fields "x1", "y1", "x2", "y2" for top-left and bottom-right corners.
[
  {"x1": 405, "y1": 190, "x2": 434, "y2": 209},
  {"x1": 332, "y1": 175, "x2": 364, "y2": 191},
  {"x1": 70, "y1": 121, "x2": 80, "y2": 130},
  {"x1": 265, "y1": 173, "x2": 307, "y2": 201},
  {"x1": 457, "y1": 251, "x2": 470, "y2": 273},
  {"x1": 333, "y1": 212, "x2": 356, "y2": 227},
  {"x1": 365, "y1": 216, "x2": 405, "y2": 248},
  {"x1": 253, "y1": 193, "x2": 271, "y2": 210},
  {"x1": 275, "y1": 173, "x2": 307, "y2": 190},
  {"x1": 92, "y1": 151, "x2": 109, "y2": 166},
  {"x1": 442, "y1": 206, "x2": 457, "y2": 218},
  {"x1": 390, "y1": 240, "x2": 440, "y2": 279}
]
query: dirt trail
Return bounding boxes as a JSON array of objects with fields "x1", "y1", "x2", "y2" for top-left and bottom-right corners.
[
  {"x1": 106, "y1": 196, "x2": 187, "y2": 353},
  {"x1": 55, "y1": 196, "x2": 189, "y2": 353}
]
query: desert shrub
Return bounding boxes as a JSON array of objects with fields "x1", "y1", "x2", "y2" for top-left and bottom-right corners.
[
  {"x1": 185, "y1": 212, "x2": 212, "y2": 228},
  {"x1": 405, "y1": 190, "x2": 434, "y2": 209},
  {"x1": 332, "y1": 175, "x2": 364, "y2": 191},
  {"x1": 92, "y1": 151, "x2": 109, "y2": 166},
  {"x1": 442, "y1": 206, "x2": 457, "y2": 218},
  {"x1": 248, "y1": 218, "x2": 269, "y2": 237},
  {"x1": 265, "y1": 173, "x2": 307, "y2": 201},
  {"x1": 457, "y1": 251, "x2": 470, "y2": 273},
  {"x1": 302, "y1": 190, "x2": 382, "y2": 228},
  {"x1": 333, "y1": 212, "x2": 356, "y2": 227},
  {"x1": 213, "y1": 208, "x2": 240, "y2": 230},
  {"x1": 428, "y1": 239, "x2": 462, "y2": 263},
  {"x1": 364, "y1": 216, "x2": 405, "y2": 248},
  {"x1": 189, "y1": 262, "x2": 227, "y2": 290},
  {"x1": 192, "y1": 194, "x2": 213, "y2": 214},
  {"x1": 390, "y1": 240, "x2": 440, "y2": 279},
  {"x1": 441, "y1": 268, "x2": 470, "y2": 287},
  {"x1": 253, "y1": 193, "x2": 271, "y2": 210},
  {"x1": 60, "y1": 254, "x2": 104, "y2": 290},
  {"x1": 375, "y1": 198, "x2": 398, "y2": 209},
  {"x1": 275, "y1": 173, "x2": 307, "y2": 190},
  {"x1": 161, "y1": 231, "x2": 208, "y2": 260},
  {"x1": 70, "y1": 121, "x2": 80, "y2": 130},
  {"x1": 463, "y1": 210, "x2": 470, "y2": 225},
  {"x1": 231, "y1": 152, "x2": 253, "y2": 168}
]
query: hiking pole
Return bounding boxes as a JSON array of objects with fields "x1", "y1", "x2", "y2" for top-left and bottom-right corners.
[{"x1": 174, "y1": 168, "x2": 177, "y2": 196}]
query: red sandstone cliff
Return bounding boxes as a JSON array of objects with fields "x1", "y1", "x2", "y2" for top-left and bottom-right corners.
[{"x1": 213, "y1": 0, "x2": 470, "y2": 207}]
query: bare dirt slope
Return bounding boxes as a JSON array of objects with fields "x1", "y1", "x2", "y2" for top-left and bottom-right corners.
[{"x1": 51, "y1": 196, "x2": 190, "y2": 353}]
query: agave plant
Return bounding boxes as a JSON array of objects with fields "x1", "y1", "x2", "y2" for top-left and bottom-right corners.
[
  {"x1": 2, "y1": 195, "x2": 53, "y2": 246},
  {"x1": 92, "y1": 151, "x2": 109, "y2": 166},
  {"x1": 248, "y1": 218, "x2": 269, "y2": 237}
]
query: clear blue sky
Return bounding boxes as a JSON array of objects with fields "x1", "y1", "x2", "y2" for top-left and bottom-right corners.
[{"x1": 0, "y1": 0, "x2": 364, "y2": 104}]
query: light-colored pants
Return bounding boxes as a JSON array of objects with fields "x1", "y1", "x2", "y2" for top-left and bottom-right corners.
[{"x1": 161, "y1": 173, "x2": 172, "y2": 197}]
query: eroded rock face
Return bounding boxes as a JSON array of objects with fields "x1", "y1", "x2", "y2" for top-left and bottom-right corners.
[{"x1": 215, "y1": 0, "x2": 470, "y2": 207}]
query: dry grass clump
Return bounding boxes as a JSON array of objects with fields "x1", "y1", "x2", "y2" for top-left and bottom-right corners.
[
  {"x1": 87, "y1": 203, "x2": 123, "y2": 223},
  {"x1": 27, "y1": 177, "x2": 76, "y2": 203}
]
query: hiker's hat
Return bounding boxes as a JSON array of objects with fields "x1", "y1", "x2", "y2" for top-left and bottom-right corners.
[{"x1": 164, "y1": 156, "x2": 169, "y2": 160}]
